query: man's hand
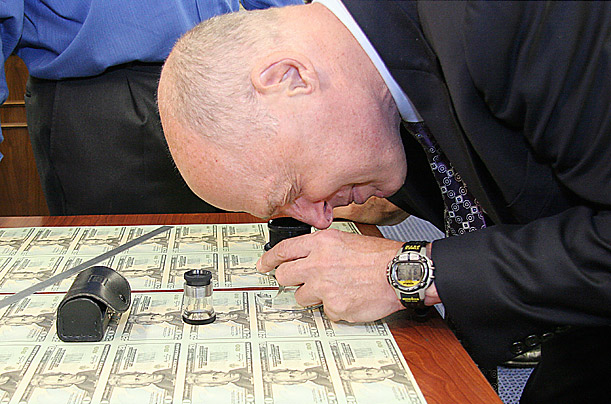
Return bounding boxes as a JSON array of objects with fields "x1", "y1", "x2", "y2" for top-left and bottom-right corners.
[
  {"x1": 333, "y1": 197, "x2": 409, "y2": 226},
  {"x1": 256, "y1": 228, "x2": 405, "y2": 322}
]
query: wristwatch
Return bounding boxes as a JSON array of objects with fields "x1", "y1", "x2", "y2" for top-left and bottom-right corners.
[{"x1": 387, "y1": 242, "x2": 435, "y2": 308}]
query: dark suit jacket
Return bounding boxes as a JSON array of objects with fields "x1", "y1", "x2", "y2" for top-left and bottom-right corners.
[{"x1": 342, "y1": 0, "x2": 611, "y2": 369}]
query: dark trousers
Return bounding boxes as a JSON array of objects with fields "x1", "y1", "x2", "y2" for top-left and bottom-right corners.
[
  {"x1": 520, "y1": 326, "x2": 611, "y2": 403},
  {"x1": 25, "y1": 63, "x2": 222, "y2": 215}
]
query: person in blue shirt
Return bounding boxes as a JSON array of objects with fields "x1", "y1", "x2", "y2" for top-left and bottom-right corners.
[{"x1": 0, "y1": 0, "x2": 301, "y2": 215}]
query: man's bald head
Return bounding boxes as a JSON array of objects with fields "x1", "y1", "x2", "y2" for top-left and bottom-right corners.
[
  {"x1": 157, "y1": 4, "x2": 407, "y2": 227},
  {"x1": 159, "y1": 8, "x2": 282, "y2": 149}
]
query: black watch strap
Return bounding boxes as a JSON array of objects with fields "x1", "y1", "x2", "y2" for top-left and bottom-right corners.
[{"x1": 399, "y1": 294, "x2": 426, "y2": 308}]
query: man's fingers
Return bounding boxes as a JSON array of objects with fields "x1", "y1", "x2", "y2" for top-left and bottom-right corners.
[
  {"x1": 273, "y1": 260, "x2": 307, "y2": 286},
  {"x1": 256, "y1": 234, "x2": 313, "y2": 273},
  {"x1": 293, "y1": 284, "x2": 322, "y2": 308}
]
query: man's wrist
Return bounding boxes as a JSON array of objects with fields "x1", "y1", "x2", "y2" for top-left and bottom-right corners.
[
  {"x1": 422, "y1": 243, "x2": 441, "y2": 306},
  {"x1": 424, "y1": 282, "x2": 440, "y2": 306},
  {"x1": 425, "y1": 242, "x2": 432, "y2": 260}
]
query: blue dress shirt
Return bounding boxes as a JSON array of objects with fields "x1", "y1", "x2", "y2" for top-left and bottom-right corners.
[{"x1": 0, "y1": 0, "x2": 302, "y2": 157}]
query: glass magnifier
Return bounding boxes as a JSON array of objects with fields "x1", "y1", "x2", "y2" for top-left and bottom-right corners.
[{"x1": 255, "y1": 217, "x2": 323, "y2": 312}]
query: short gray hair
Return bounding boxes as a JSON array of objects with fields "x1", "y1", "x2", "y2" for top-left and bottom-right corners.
[{"x1": 159, "y1": 9, "x2": 282, "y2": 147}]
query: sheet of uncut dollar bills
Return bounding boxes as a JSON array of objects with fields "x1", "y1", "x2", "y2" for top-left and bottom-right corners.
[{"x1": 0, "y1": 223, "x2": 426, "y2": 404}]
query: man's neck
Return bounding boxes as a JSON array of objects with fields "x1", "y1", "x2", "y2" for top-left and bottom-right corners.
[
  {"x1": 312, "y1": 0, "x2": 421, "y2": 122},
  {"x1": 288, "y1": 3, "x2": 390, "y2": 104}
]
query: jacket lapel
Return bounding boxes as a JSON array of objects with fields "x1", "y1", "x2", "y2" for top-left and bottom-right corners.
[{"x1": 342, "y1": 0, "x2": 507, "y2": 224}]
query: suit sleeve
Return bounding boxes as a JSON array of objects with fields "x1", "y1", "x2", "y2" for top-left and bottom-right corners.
[{"x1": 426, "y1": 1, "x2": 611, "y2": 367}]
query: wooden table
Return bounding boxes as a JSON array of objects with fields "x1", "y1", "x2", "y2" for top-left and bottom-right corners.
[{"x1": 0, "y1": 213, "x2": 501, "y2": 404}]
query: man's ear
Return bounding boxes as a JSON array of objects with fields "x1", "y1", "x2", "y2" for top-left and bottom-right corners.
[{"x1": 251, "y1": 53, "x2": 318, "y2": 96}]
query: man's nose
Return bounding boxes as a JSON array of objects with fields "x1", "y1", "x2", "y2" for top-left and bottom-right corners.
[{"x1": 286, "y1": 200, "x2": 333, "y2": 230}]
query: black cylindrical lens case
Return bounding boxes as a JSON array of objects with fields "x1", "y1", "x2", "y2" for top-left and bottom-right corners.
[{"x1": 57, "y1": 266, "x2": 131, "y2": 342}]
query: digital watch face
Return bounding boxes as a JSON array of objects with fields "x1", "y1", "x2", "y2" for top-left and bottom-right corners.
[{"x1": 396, "y1": 261, "x2": 424, "y2": 288}]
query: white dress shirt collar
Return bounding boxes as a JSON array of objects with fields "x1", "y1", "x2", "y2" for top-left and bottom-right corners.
[{"x1": 313, "y1": 0, "x2": 422, "y2": 122}]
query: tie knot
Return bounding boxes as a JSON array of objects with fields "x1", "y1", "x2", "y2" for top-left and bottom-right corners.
[{"x1": 403, "y1": 121, "x2": 438, "y2": 153}]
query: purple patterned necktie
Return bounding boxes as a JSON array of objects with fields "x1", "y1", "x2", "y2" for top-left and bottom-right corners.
[{"x1": 403, "y1": 121, "x2": 486, "y2": 236}]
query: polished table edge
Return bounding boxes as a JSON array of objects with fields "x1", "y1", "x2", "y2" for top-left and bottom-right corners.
[
  {"x1": 0, "y1": 212, "x2": 265, "y2": 228},
  {"x1": 0, "y1": 213, "x2": 501, "y2": 403}
]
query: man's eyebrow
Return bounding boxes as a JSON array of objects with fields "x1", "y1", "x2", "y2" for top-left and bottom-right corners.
[
  {"x1": 265, "y1": 184, "x2": 293, "y2": 219},
  {"x1": 262, "y1": 200, "x2": 277, "y2": 219}
]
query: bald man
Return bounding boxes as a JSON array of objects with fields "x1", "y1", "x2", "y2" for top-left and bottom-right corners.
[{"x1": 158, "y1": 2, "x2": 611, "y2": 403}]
